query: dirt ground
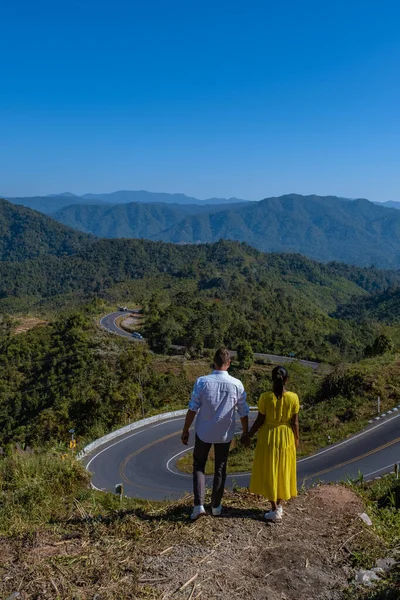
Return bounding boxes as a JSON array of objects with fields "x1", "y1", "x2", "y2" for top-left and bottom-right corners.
[
  {"x1": 119, "y1": 313, "x2": 144, "y2": 332},
  {"x1": 139, "y1": 486, "x2": 368, "y2": 600},
  {"x1": 13, "y1": 317, "x2": 47, "y2": 334},
  {"x1": 0, "y1": 485, "x2": 379, "y2": 600}
]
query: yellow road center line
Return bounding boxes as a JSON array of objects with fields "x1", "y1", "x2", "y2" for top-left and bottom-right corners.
[
  {"x1": 119, "y1": 430, "x2": 182, "y2": 486},
  {"x1": 306, "y1": 434, "x2": 400, "y2": 480},
  {"x1": 119, "y1": 429, "x2": 400, "y2": 488}
]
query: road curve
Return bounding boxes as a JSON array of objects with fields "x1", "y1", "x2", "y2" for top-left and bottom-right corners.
[
  {"x1": 83, "y1": 410, "x2": 400, "y2": 501},
  {"x1": 100, "y1": 311, "x2": 139, "y2": 339},
  {"x1": 95, "y1": 312, "x2": 399, "y2": 499},
  {"x1": 100, "y1": 311, "x2": 319, "y2": 369}
]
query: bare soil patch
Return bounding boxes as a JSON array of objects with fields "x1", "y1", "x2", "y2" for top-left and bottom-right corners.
[
  {"x1": 115, "y1": 312, "x2": 144, "y2": 333},
  {"x1": 138, "y1": 486, "x2": 368, "y2": 600},
  {"x1": 13, "y1": 317, "x2": 47, "y2": 334},
  {"x1": 0, "y1": 485, "x2": 379, "y2": 600},
  {"x1": 120, "y1": 313, "x2": 145, "y2": 332}
]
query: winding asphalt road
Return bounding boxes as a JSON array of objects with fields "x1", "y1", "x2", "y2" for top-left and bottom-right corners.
[
  {"x1": 100, "y1": 310, "x2": 141, "y2": 340},
  {"x1": 100, "y1": 311, "x2": 319, "y2": 369},
  {"x1": 83, "y1": 409, "x2": 400, "y2": 501},
  {"x1": 92, "y1": 312, "x2": 400, "y2": 500}
]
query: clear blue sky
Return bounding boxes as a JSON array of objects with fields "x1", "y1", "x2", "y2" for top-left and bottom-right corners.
[{"x1": 1, "y1": 0, "x2": 399, "y2": 201}]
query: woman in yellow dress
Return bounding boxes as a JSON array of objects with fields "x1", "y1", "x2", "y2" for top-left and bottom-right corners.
[{"x1": 242, "y1": 366, "x2": 299, "y2": 522}]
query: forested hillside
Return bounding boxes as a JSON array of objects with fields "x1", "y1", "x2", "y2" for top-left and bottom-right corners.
[
  {"x1": 0, "y1": 205, "x2": 399, "y2": 462},
  {"x1": 21, "y1": 193, "x2": 400, "y2": 268},
  {"x1": 154, "y1": 194, "x2": 400, "y2": 268},
  {"x1": 7, "y1": 190, "x2": 248, "y2": 213},
  {"x1": 3, "y1": 193, "x2": 103, "y2": 214},
  {"x1": 1, "y1": 233, "x2": 399, "y2": 303},
  {"x1": 0, "y1": 309, "x2": 193, "y2": 445},
  {"x1": 51, "y1": 201, "x2": 248, "y2": 237},
  {"x1": 0, "y1": 198, "x2": 91, "y2": 261},
  {"x1": 379, "y1": 201, "x2": 400, "y2": 209},
  {"x1": 1, "y1": 238, "x2": 400, "y2": 361},
  {"x1": 1, "y1": 198, "x2": 400, "y2": 361},
  {"x1": 52, "y1": 202, "x2": 195, "y2": 237},
  {"x1": 336, "y1": 286, "x2": 400, "y2": 323}
]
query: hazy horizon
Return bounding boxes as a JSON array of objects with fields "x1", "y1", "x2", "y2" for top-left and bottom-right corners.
[{"x1": 1, "y1": 189, "x2": 396, "y2": 204}]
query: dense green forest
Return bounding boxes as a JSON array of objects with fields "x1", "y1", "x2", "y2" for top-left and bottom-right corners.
[
  {"x1": 0, "y1": 198, "x2": 91, "y2": 261},
  {"x1": 0, "y1": 308, "x2": 192, "y2": 446},
  {"x1": 335, "y1": 286, "x2": 400, "y2": 323},
  {"x1": 6, "y1": 193, "x2": 400, "y2": 267},
  {"x1": 51, "y1": 200, "x2": 249, "y2": 238},
  {"x1": 2, "y1": 235, "x2": 399, "y2": 304},
  {"x1": 151, "y1": 194, "x2": 400, "y2": 268},
  {"x1": 0, "y1": 242, "x2": 398, "y2": 361},
  {"x1": 52, "y1": 202, "x2": 199, "y2": 237},
  {"x1": 1, "y1": 306, "x2": 399, "y2": 451},
  {"x1": 1, "y1": 196, "x2": 400, "y2": 361},
  {"x1": 1, "y1": 197, "x2": 400, "y2": 448}
]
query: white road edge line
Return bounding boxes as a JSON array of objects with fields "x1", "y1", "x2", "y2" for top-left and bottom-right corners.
[
  {"x1": 165, "y1": 443, "x2": 251, "y2": 479},
  {"x1": 364, "y1": 463, "x2": 398, "y2": 479},
  {"x1": 87, "y1": 410, "x2": 400, "y2": 477},
  {"x1": 297, "y1": 411, "x2": 400, "y2": 464},
  {"x1": 90, "y1": 482, "x2": 105, "y2": 492},
  {"x1": 100, "y1": 313, "x2": 131, "y2": 338},
  {"x1": 151, "y1": 419, "x2": 179, "y2": 428},
  {"x1": 112, "y1": 313, "x2": 131, "y2": 336},
  {"x1": 166, "y1": 446, "x2": 195, "y2": 475},
  {"x1": 86, "y1": 430, "x2": 144, "y2": 471}
]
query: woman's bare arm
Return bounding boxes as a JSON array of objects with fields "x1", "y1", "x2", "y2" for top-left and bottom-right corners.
[
  {"x1": 249, "y1": 412, "x2": 266, "y2": 437},
  {"x1": 241, "y1": 412, "x2": 265, "y2": 444},
  {"x1": 290, "y1": 413, "x2": 299, "y2": 448}
]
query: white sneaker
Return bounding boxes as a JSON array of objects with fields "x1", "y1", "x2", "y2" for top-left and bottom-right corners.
[
  {"x1": 264, "y1": 509, "x2": 282, "y2": 523},
  {"x1": 212, "y1": 504, "x2": 222, "y2": 516},
  {"x1": 276, "y1": 505, "x2": 283, "y2": 519},
  {"x1": 190, "y1": 505, "x2": 206, "y2": 521}
]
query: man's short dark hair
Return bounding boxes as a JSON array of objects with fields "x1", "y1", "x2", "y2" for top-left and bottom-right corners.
[{"x1": 214, "y1": 347, "x2": 231, "y2": 369}]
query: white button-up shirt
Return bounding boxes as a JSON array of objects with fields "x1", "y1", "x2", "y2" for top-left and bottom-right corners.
[{"x1": 188, "y1": 370, "x2": 249, "y2": 443}]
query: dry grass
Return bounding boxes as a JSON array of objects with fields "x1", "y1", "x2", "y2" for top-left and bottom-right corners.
[
  {"x1": 0, "y1": 485, "x2": 386, "y2": 600},
  {"x1": 119, "y1": 313, "x2": 145, "y2": 332},
  {"x1": 13, "y1": 317, "x2": 48, "y2": 335}
]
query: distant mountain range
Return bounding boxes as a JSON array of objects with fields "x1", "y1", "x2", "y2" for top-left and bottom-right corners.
[
  {"x1": 46, "y1": 193, "x2": 400, "y2": 268},
  {"x1": 5, "y1": 190, "x2": 248, "y2": 214},
  {"x1": 3, "y1": 192, "x2": 400, "y2": 268},
  {"x1": 1, "y1": 197, "x2": 400, "y2": 343},
  {"x1": 50, "y1": 201, "x2": 249, "y2": 238},
  {"x1": 0, "y1": 194, "x2": 398, "y2": 305},
  {"x1": 377, "y1": 201, "x2": 400, "y2": 210}
]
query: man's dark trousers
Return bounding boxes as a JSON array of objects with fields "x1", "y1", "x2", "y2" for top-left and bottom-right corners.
[{"x1": 193, "y1": 434, "x2": 231, "y2": 507}]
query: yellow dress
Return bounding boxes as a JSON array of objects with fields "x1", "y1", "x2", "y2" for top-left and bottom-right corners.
[{"x1": 250, "y1": 391, "x2": 299, "y2": 501}]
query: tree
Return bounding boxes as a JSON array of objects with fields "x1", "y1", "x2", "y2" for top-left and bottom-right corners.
[
  {"x1": 236, "y1": 341, "x2": 254, "y2": 370},
  {"x1": 364, "y1": 333, "x2": 395, "y2": 357},
  {"x1": 118, "y1": 344, "x2": 153, "y2": 417}
]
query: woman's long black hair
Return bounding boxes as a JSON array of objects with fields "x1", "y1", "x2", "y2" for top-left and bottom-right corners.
[{"x1": 272, "y1": 365, "x2": 288, "y2": 400}]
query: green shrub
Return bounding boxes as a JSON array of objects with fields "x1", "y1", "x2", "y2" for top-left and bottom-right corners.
[{"x1": 0, "y1": 448, "x2": 90, "y2": 534}]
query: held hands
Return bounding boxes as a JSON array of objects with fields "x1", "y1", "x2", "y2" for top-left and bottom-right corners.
[
  {"x1": 181, "y1": 430, "x2": 189, "y2": 445},
  {"x1": 240, "y1": 433, "x2": 251, "y2": 447},
  {"x1": 295, "y1": 438, "x2": 300, "y2": 449}
]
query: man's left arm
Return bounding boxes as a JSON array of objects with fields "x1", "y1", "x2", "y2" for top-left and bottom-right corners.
[
  {"x1": 181, "y1": 409, "x2": 196, "y2": 445},
  {"x1": 237, "y1": 386, "x2": 249, "y2": 434},
  {"x1": 181, "y1": 380, "x2": 202, "y2": 445}
]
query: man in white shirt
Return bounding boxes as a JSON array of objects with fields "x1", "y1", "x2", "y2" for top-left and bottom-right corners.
[{"x1": 181, "y1": 347, "x2": 249, "y2": 520}]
